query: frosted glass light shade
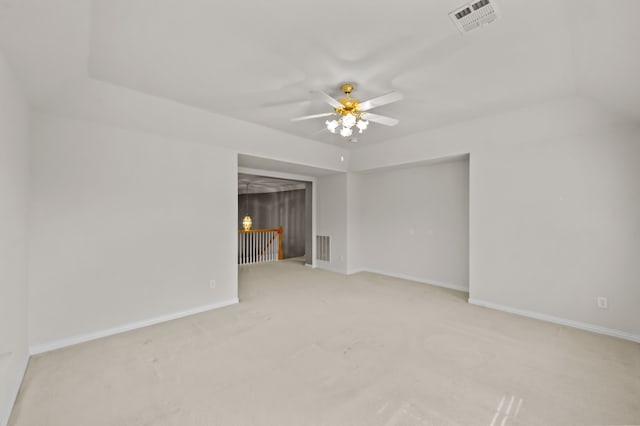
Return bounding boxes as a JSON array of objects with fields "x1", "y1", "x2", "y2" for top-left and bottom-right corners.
[
  {"x1": 356, "y1": 119, "x2": 369, "y2": 133},
  {"x1": 325, "y1": 119, "x2": 339, "y2": 133},
  {"x1": 342, "y1": 113, "x2": 356, "y2": 128}
]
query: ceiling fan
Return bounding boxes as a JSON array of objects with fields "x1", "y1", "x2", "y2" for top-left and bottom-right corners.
[{"x1": 291, "y1": 83, "x2": 403, "y2": 138}]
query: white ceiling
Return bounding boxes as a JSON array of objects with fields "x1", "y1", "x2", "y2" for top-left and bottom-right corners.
[{"x1": 1, "y1": 0, "x2": 639, "y2": 147}]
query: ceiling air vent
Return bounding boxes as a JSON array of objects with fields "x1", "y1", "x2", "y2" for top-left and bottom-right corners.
[{"x1": 449, "y1": 0, "x2": 500, "y2": 34}]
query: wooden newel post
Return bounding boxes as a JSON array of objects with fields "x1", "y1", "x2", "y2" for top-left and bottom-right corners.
[{"x1": 277, "y1": 226, "x2": 283, "y2": 260}]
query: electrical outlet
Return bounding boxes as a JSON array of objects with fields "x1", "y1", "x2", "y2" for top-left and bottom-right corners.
[
  {"x1": 597, "y1": 296, "x2": 608, "y2": 309},
  {"x1": 209, "y1": 279, "x2": 216, "y2": 289}
]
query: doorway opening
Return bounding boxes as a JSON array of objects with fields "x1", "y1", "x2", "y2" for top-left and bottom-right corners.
[{"x1": 237, "y1": 173, "x2": 312, "y2": 266}]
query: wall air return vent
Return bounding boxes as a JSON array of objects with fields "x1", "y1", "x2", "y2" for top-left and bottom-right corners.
[
  {"x1": 316, "y1": 235, "x2": 330, "y2": 262},
  {"x1": 449, "y1": 0, "x2": 500, "y2": 34}
]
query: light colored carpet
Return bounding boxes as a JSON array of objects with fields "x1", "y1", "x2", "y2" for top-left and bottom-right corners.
[{"x1": 10, "y1": 260, "x2": 640, "y2": 425}]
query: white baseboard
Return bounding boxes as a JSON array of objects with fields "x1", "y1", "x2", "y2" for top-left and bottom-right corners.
[
  {"x1": 353, "y1": 268, "x2": 469, "y2": 293},
  {"x1": 29, "y1": 298, "x2": 239, "y2": 355},
  {"x1": 1, "y1": 352, "x2": 29, "y2": 426},
  {"x1": 315, "y1": 262, "x2": 347, "y2": 275},
  {"x1": 468, "y1": 298, "x2": 640, "y2": 343}
]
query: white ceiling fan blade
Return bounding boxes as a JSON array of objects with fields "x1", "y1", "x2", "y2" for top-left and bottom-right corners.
[
  {"x1": 361, "y1": 113, "x2": 399, "y2": 126},
  {"x1": 316, "y1": 91, "x2": 343, "y2": 109},
  {"x1": 291, "y1": 112, "x2": 335, "y2": 122},
  {"x1": 359, "y1": 91, "x2": 404, "y2": 111}
]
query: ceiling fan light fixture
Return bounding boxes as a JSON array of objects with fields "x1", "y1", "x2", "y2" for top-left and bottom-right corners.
[
  {"x1": 356, "y1": 119, "x2": 369, "y2": 133},
  {"x1": 326, "y1": 119, "x2": 339, "y2": 133},
  {"x1": 292, "y1": 83, "x2": 402, "y2": 141},
  {"x1": 340, "y1": 127, "x2": 353, "y2": 137},
  {"x1": 342, "y1": 113, "x2": 357, "y2": 129}
]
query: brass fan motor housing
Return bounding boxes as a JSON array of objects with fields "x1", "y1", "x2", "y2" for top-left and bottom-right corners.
[
  {"x1": 335, "y1": 83, "x2": 362, "y2": 116},
  {"x1": 340, "y1": 83, "x2": 354, "y2": 95}
]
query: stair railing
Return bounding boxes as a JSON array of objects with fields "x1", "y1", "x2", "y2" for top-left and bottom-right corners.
[{"x1": 238, "y1": 227, "x2": 283, "y2": 265}]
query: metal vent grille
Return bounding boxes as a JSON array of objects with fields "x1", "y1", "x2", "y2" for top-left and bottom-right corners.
[
  {"x1": 450, "y1": 0, "x2": 500, "y2": 34},
  {"x1": 316, "y1": 235, "x2": 330, "y2": 262}
]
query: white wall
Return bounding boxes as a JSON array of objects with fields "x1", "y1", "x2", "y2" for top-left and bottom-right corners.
[
  {"x1": 28, "y1": 113, "x2": 238, "y2": 349},
  {"x1": 316, "y1": 173, "x2": 348, "y2": 274},
  {"x1": 351, "y1": 97, "x2": 640, "y2": 339},
  {"x1": 26, "y1": 74, "x2": 356, "y2": 350},
  {"x1": 355, "y1": 158, "x2": 469, "y2": 291},
  {"x1": 346, "y1": 173, "x2": 361, "y2": 274},
  {"x1": 0, "y1": 53, "x2": 30, "y2": 426},
  {"x1": 45, "y1": 78, "x2": 350, "y2": 174}
]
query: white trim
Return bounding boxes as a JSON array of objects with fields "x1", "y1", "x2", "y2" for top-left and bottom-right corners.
[
  {"x1": 1, "y1": 352, "x2": 29, "y2": 426},
  {"x1": 29, "y1": 298, "x2": 239, "y2": 355},
  {"x1": 348, "y1": 268, "x2": 469, "y2": 293},
  {"x1": 312, "y1": 179, "x2": 317, "y2": 268},
  {"x1": 315, "y1": 262, "x2": 347, "y2": 275},
  {"x1": 239, "y1": 183, "x2": 307, "y2": 194},
  {"x1": 468, "y1": 298, "x2": 640, "y2": 343},
  {"x1": 237, "y1": 167, "x2": 316, "y2": 184},
  {"x1": 355, "y1": 153, "x2": 470, "y2": 174}
]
